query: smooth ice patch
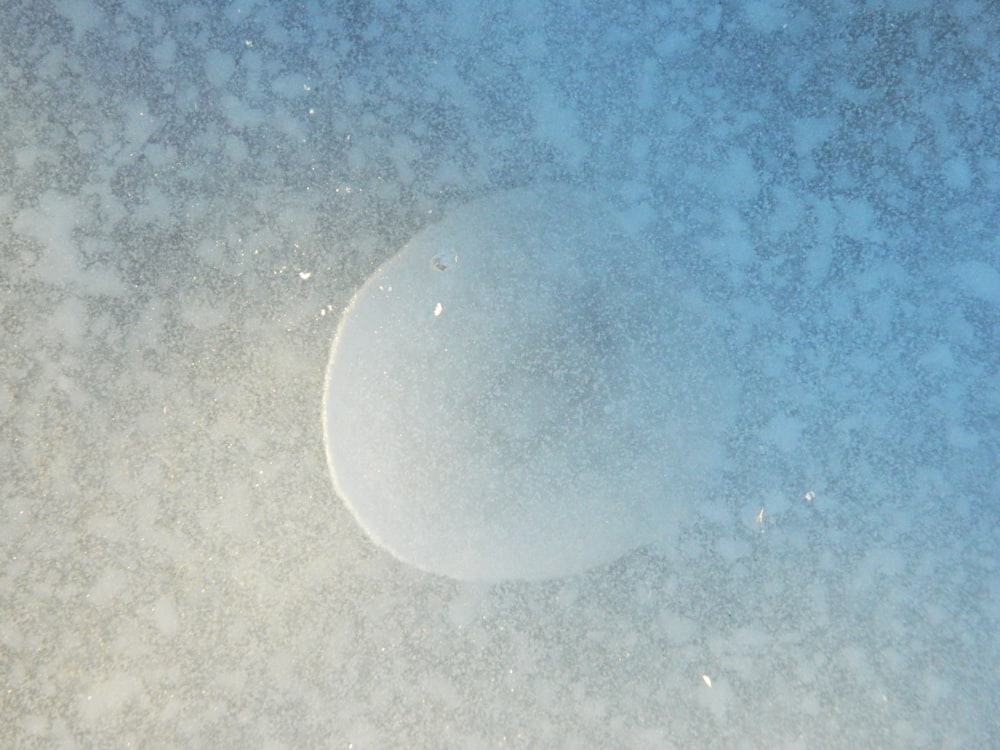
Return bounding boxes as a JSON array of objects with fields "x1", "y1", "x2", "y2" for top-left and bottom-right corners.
[{"x1": 323, "y1": 185, "x2": 737, "y2": 581}]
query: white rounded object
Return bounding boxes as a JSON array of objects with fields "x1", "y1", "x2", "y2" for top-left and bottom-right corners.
[{"x1": 323, "y1": 185, "x2": 735, "y2": 581}]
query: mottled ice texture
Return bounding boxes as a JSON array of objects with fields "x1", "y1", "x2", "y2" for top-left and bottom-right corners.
[{"x1": 2, "y1": 1, "x2": 998, "y2": 747}]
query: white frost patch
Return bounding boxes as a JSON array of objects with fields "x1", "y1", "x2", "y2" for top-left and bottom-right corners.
[
  {"x1": 716, "y1": 535, "x2": 752, "y2": 563},
  {"x1": 44, "y1": 296, "x2": 88, "y2": 347},
  {"x1": 760, "y1": 414, "x2": 805, "y2": 453},
  {"x1": 952, "y1": 260, "x2": 1000, "y2": 307},
  {"x1": 221, "y1": 94, "x2": 265, "y2": 129},
  {"x1": 635, "y1": 59, "x2": 660, "y2": 109},
  {"x1": 151, "y1": 37, "x2": 177, "y2": 68},
  {"x1": 121, "y1": 102, "x2": 158, "y2": 151},
  {"x1": 149, "y1": 595, "x2": 180, "y2": 637},
  {"x1": 619, "y1": 201, "x2": 657, "y2": 236},
  {"x1": 79, "y1": 673, "x2": 146, "y2": 724},
  {"x1": 792, "y1": 115, "x2": 839, "y2": 158},
  {"x1": 696, "y1": 673, "x2": 734, "y2": 720},
  {"x1": 12, "y1": 190, "x2": 124, "y2": 295},
  {"x1": 55, "y1": 0, "x2": 103, "y2": 41},
  {"x1": 205, "y1": 49, "x2": 236, "y2": 88},
  {"x1": 716, "y1": 148, "x2": 759, "y2": 200},
  {"x1": 271, "y1": 72, "x2": 313, "y2": 98},
  {"x1": 836, "y1": 196, "x2": 886, "y2": 242},
  {"x1": 942, "y1": 154, "x2": 973, "y2": 190},
  {"x1": 657, "y1": 611, "x2": 699, "y2": 645},
  {"x1": 742, "y1": 0, "x2": 790, "y2": 33},
  {"x1": 87, "y1": 568, "x2": 129, "y2": 608},
  {"x1": 532, "y1": 90, "x2": 587, "y2": 168},
  {"x1": 918, "y1": 342, "x2": 956, "y2": 373}
]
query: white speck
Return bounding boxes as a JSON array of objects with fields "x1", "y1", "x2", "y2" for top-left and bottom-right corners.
[
  {"x1": 702, "y1": 674, "x2": 712, "y2": 688},
  {"x1": 434, "y1": 302, "x2": 443, "y2": 316}
]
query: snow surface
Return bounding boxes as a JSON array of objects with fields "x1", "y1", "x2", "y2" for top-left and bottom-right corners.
[{"x1": 1, "y1": 1, "x2": 998, "y2": 747}]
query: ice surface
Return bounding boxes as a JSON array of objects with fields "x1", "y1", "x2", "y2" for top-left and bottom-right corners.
[
  {"x1": 324, "y1": 185, "x2": 735, "y2": 581},
  {"x1": 1, "y1": 1, "x2": 998, "y2": 748}
]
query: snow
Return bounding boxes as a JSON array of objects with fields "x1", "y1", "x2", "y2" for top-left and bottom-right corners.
[{"x1": 1, "y1": 0, "x2": 998, "y2": 747}]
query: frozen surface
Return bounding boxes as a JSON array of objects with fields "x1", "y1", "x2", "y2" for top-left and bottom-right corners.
[
  {"x1": 324, "y1": 185, "x2": 735, "y2": 581},
  {"x1": 2, "y1": 1, "x2": 998, "y2": 747}
]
